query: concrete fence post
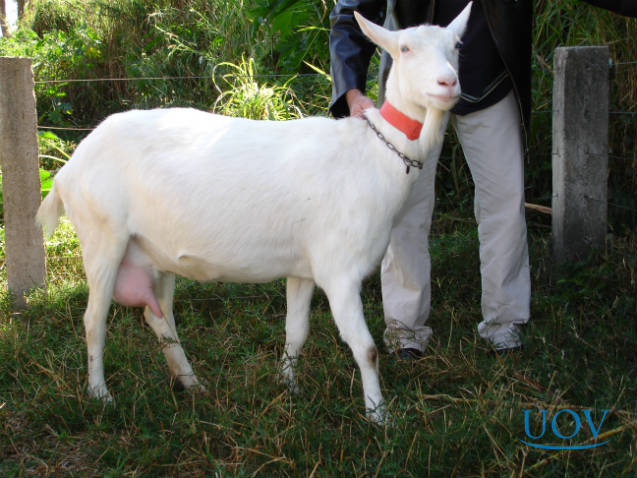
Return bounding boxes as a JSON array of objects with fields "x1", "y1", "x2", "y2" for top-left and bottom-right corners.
[
  {"x1": 552, "y1": 46, "x2": 609, "y2": 263},
  {"x1": 0, "y1": 57, "x2": 47, "y2": 307}
]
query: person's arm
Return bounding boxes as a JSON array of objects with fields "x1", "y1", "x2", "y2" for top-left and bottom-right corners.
[{"x1": 329, "y1": 0, "x2": 386, "y2": 117}]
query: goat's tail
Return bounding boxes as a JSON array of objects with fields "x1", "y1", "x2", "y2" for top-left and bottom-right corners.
[{"x1": 36, "y1": 183, "x2": 64, "y2": 238}]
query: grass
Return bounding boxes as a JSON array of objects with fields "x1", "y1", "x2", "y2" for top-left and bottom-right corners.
[{"x1": 1, "y1": 216, "x2": 635, "y2": 477}]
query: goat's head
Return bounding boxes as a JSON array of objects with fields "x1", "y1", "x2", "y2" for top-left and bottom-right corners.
[{"x1": 355, "y1": 3, "x2": 472, "y2": 117}]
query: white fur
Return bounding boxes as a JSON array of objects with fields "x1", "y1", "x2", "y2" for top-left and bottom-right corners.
[{"x1": 36, "y1": 4, "x2": 471, "y2": 423}]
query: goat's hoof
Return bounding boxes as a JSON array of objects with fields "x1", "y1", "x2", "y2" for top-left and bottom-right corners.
[
  {"x1": 88, "y1": 385, "x2": 113, "y2": 404},
  {"x1": 279, "y1": 371, "x2": 300, "y2": 395},
  {"x1": 175, "y1": 374, "x2": 206, "y2": 393},
  {"x1": 366, "y1": 405, "x2": 391, "y2": 426},
  {"x1": 285, "y1": 381, "x2": 300, "y2": 396}
]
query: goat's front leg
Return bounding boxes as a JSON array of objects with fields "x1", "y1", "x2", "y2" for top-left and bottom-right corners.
[
  {"x1": 323, "y1": 278, "x2": 386, "y2": 424},
  {"x1": 280, "y1": 277, "x2": 314, "y2": 392},
  {"x1": 143, "y1": 272, "x2": 203, "y2": 391}
]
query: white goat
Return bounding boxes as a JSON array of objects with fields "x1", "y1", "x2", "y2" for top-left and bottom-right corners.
[{"x1": 37, "y1": 5, "x2": 471, "y2": 423}]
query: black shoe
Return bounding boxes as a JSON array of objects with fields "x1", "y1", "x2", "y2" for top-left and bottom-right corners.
[
  {"x1": 396, "y1": 347, "x2": 424, "y2": 361},
  {"x1": 493, "y1": 343, "x2": 523, "y2": 356}
]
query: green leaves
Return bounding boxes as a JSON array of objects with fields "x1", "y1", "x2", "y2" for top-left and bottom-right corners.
[
  {"x1": 39, "y1": 169, "x2": 53, "y2": 198},
  {"x1": 246, "y1": 0, "x2": 332, "y2": 72}
]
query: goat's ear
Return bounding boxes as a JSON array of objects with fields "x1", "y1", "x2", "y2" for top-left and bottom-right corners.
[
  {"x1": 446, "y1": 1, "x2": 472, "y2": 38},
  {"x1": 354, "y1": 11, "x2": 400, "y2": 59}
]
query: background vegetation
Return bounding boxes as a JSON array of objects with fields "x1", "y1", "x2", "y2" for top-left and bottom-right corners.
[{"x1": 0, "y1": 0, "x2": 635, "y2": 476}]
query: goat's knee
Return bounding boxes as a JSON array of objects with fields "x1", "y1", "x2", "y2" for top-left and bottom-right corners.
[{"x1": 366, "y1": 345, "x2": 379, "y2": 378}]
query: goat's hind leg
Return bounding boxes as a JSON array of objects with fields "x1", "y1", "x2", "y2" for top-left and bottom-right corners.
[
  {"x1": 143, "y1": 272, "x2": 204, "y2": 391},
  {"x1": 280, "y1": 277, "x2": 314, "y2": 392},
  {"x1": 81, "y1": 233, "x2": 128, "y2": 402}
]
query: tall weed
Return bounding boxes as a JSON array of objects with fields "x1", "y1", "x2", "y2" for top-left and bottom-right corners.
[{"x1": 213, "y1": 57, "x2": 303, "y2": 120}]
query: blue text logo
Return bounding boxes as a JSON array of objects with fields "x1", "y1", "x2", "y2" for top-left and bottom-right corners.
[{"x1": 519, "y1": 408, "x2": 610, "y2": 450}]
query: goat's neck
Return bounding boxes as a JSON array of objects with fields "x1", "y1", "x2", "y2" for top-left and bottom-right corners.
[
  {"x1": 372, "y1": 92, "x2": 446, "y2": 163},
  {"x1": 383, "y1": 90, "x2": 427, "y2": 126},
  {"x1": 418, "y1": 107, "x2": 446, "y2": 155}
]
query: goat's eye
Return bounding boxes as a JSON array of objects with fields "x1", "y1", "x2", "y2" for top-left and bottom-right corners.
[
  {"x1": 455, "y1": 41, "x2": 463, "y2": 50},
  {"x1": 400, "y1": 45, "x2": 410, "y2": 53}
]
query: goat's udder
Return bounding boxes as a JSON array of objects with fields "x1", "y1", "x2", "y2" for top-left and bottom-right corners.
[{"x1": 112, "y1": 260, "x2": 163, "y2": 317}]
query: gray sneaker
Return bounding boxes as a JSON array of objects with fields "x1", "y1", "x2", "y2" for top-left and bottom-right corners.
[{"x1": 489, "y1": 324, "x2": 523, "y2": 351}]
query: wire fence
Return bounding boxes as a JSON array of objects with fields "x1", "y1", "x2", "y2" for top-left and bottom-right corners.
[
  {"x1": 33, "y1": 63, "x2": 637, "y2": 125},
  {"x1": 29, "y1": 60, "x2": 637, "y2": 228}
]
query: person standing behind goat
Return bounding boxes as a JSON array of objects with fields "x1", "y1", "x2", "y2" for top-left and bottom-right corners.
[{"x1": 328, "y1": 0, "x2": 637, "y2": 357}]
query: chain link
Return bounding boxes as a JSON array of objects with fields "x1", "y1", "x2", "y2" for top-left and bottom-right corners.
[{"x1": 364, "y1": 115, "x2": 424, "y2": 174}]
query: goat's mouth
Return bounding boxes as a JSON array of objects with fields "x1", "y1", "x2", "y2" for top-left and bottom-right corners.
[{"x1": 427, "y1": 93, "x2": 460, "y2": 108}]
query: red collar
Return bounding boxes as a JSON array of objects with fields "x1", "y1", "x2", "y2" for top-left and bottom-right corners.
[{"x1": 379, "y1": 102, "x2": 423, "y2": 141}]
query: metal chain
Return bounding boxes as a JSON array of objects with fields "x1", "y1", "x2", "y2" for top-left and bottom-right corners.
[{"x1": 364, "y1": 115, "x2": 424, "y2": 174}]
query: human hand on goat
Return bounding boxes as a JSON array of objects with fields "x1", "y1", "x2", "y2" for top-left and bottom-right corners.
[{"x1": 346, "y1": 89, "x2": 374, "y2": 119}]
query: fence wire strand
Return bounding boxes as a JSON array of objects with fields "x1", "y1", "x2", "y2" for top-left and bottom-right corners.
[
  {"x1": 31, "y1": 64, "x2": 636, "y2": 222},
  {"x1": 33, "y1": 72, "x2": 324, "y2": 85}
]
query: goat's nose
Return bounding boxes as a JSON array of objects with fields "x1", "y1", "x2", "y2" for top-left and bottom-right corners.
[{"x1": 437, "y1": 76, "x2": 458, "y2": 88}]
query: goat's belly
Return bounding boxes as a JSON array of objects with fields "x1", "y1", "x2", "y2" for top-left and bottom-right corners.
[
  {"x1": 172, "y1": 252, "x2": 309, "y2": 283},
  {"x1": 132, "y1": 235, "x2": 312, "y2": 283}
]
